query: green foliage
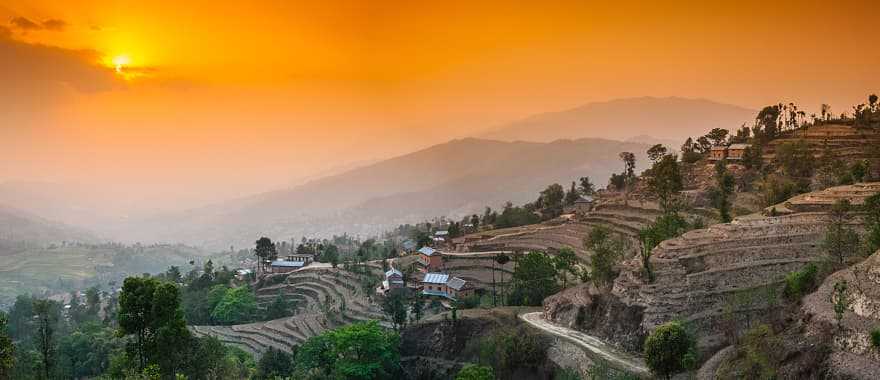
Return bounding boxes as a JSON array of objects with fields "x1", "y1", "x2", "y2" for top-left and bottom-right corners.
[
  {"x1": 831, "y1": 281, "x2": 851, "y2": 329},
  {"x1": 584, "y1": 227, "x2": 628, "y2": 288},
  {"x1": 211, "y1": 286, "x2": 258, "y2": 325},
  {"x1": 740, "y1": 324, "x2": 780, "y2": 379},
  {"x1": 864, "y1": 193, "x2": 880, "y2": 253},
  {"x1": 565, "y1": 181, "x2": 581, "y2": 206},
  {"x1": 762, "y1": 174, "x2": 808, "y2": 207},
  {"x1": 540, "y1": 183, "x2": 566, "y2": 219},
  {"x1": 381, "y1": 291, "x2": 409, "y2": 330},
  {"x1": 0, "y1": 312, "x2": 13, "y2": 380},
  {"x1": 774, "y1": 140, "x2": 814, "y2": 178},
  {"x1": 585, "y1": 360, "x2": 640, "y2": 380},
  {"x1": 477, "y1": 326, "x2": 548, "y2": 378},
  {"x1": 508, "y1": 252, "x2": 560, "y2": 306},
  {"x1": 643, "y1": 321, "x2": 697, "y2": 379},
  {"x1": 783, "y1": 263, "x2": 818, "y2": 300},
  {"x1": 741, "y1": 144, "x2": 763, "y2": 170},
  {"x1": 456, "y1": 363, "x2": 494, "y2": 380},
  {"x1": 117, "y1": 277, "x2": 191, "y2": 376},
  {"x1": 578, "y1": 176, "x2": 595, "y2": 196},
  {"x1": 823, "y1": 199, "x2": 860, "y2": 265},
  {"x1": 33, "y1": 298, "x2": 60, "y2": 380},
  {"x1": 254, "y1": 237, "x2": 278, "y2": 271},
  {"x1": 709, "y1": 161, "x2": 735, "y2": 222},
  {"x1": 57, "y1": 321, "x2": 120, "y2": 378},
  {"x1": 256, "y1": 347, "x2": 295, "y2": 380},
  {"x1": 645, "y1": 154, "x2": 683, "y2": 213},
  {"x1": 871, "y1": 329, "x2": 880, "y2": 349},
  {"x1": 495, "y1": 202, "x2": 540, "y2": 229},
  {"x1": 264, "y1": 293, "x2": 296, "y2": 320},
  {"x1": 293, "y1": 321, "x2": 401, "y2": 380},
  {"x1": 554, "y1": 247, "x2": 579, "y2": 288}
]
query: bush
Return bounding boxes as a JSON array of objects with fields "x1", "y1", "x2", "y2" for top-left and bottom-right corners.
[
  {"x1": 783, "y1": 263, "x2": 818, "y2": 300},
  {"x1": 871, "y1": 329, "x2": 880, "y2": 349},
  {"x1": 643, "y1": 321, "x2": 697, "y2": 379},
  {"x1": 455, "y1": 364, "x2": 494, "y2": 380}
]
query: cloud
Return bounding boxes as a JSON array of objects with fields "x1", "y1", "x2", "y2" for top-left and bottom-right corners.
[
  {"x1": 9, "y1": 16, "x2": 67, "y2": 32},
  {"x1": 41, "y1": 19, "x2": 66, "y2": 31},
  {"x1": 9, "y1": 17, "x2": 39, "y2": 31}
]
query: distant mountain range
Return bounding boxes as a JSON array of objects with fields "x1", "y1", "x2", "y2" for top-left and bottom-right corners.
[
  {"x1": 480, "y1": 96, "x2": 755, "y2": 143},
  {"x1": 109, "y1": 138, "x2": 651, "y2": 250},
  {"x1": 0, "y1": 204, "x2": 99, "y2": 244}
]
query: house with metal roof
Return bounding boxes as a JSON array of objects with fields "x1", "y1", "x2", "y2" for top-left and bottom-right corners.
[
  {"x1": 269, "y1": 260, "x2": 305, "y2": 273},
  {"x1": 420, "y1": 273, "x2": 472, "y2": 300},
  {"x1": 417, "y1": 246, "x2": 443, "y2": 271}
]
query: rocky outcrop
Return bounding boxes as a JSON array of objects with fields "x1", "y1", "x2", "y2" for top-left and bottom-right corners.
[{"x1": 544, "y1": 183, "x2": 880, "y2": 360}]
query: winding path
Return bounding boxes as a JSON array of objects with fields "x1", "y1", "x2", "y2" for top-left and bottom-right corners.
[{"x1": 519, "y1": 312, "x2": 650, "y2": 377}]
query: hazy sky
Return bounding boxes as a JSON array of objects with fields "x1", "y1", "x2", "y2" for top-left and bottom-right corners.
[{"x1": 2, "y1": 0, "x2": 878, "y2": 213}]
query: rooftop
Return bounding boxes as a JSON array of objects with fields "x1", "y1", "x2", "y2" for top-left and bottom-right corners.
[
  {"x1": 270, "y1": 260, "x2": 305, "y2": 268},
  {"x1": 418, "y1": 246, "x2": 439, "y2": 256},
  {"x1": 728, "y1": 143, "x2": 751, "y2": 149},
  {"x1": 446, "y1": 277, "x2": 469, "y2": 290},
  {"x1": 422, "y1": 272, "x2": 449, "y2": 284},
  {"x1": 385, "y1": 268, "x2": 402, "y2": 277}
]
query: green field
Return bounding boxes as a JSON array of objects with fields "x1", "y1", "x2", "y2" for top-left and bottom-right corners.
[{"x1": 0, "y1": 243, "x2": 225, "y2": 307}]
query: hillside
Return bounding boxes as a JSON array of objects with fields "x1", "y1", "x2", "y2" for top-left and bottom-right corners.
[
  {"x1": 114, "y1": 138, "x2": 650, "y2": 249},
  {"x1": 480, "y1": 97, "x2": 755, "y2": 143},
  {"x1": 0, "y1": 204, "x2": 99, "y2": 244}
]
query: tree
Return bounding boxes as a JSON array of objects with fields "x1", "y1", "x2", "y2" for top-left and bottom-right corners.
[
  {"x1": 409, "y1": 295, "x2": 424, "y2": 323},
  {"x1": 494, "y1": 253, "x2": 511, "y2": 305},
  {"x1": 585, "y1": 227, "x2": 628, "y2": 288},
  {"x1": 212, "y1": 286, "x2": 258, "y2": 324},
  {"x1": 323, "y1": 244, "x2": 340, "y2": 268},
  {"x1": 774, "y1": 140, "x2": 814, "y2": 178},
  {"x1": 33, "y1": 299, "x2": 59, "y2": 380},
  {"x1": 643, "y1": 321, "x2": 697, "y2": 379},
  {"x1": 619, "y1": 152, "x2": 636, "y2": 178},
  {"x1": 381, "y1": 292, "x2": 408, "y2": 331},
  {"x1": 646, "y1": 154, "x2": 683, "y2": 213},
  {"x1": 823, "y1": 199, "x2": 860, "y2": 265},
  {"x1": 0, "y1": 312, "x2": 13, "y2": 380},
  {"x1": 708, "y1": 160, "x2": 735, "y2": 222},
  {"x1": 831, "y1": 281, "x2": 851, "y2": 330},
  {"x1": 265, "y1": 294, "x2": 295, "y2": 320},
  {"x1": 695, "y1": 136, "x2": 712, "y2": 153},
  {"x1": 456, "y1": 364, "x2": 494, "y2": 380},
  {"x1": 647, "y1": 144, "x2": 668, "y2": 163},
  {"x1": 540, "y1": 183, "x2": 565, "y2": 219},
  {"x1": 85, "y1": 286, "x2": 101, "y2": 318},
  {"x1": 564, "y1": 181, "x2": 580, "y2": 206},
  {"x1": 508, "y1": 252, "x2": 559, "y2": 306},
  {"x1": 117, "y1": 277, "x2": 191, "y2": 375},
  {"x1": 256, "y1": 347, "x2": 295, "y2": 380},
  {"x1": 294, "y1": 321, "x2": 400, "y2": 380},
  {"x1": 578, "y1": 176, "x2": 595, "y2": 196},
  {"x1": 705, "y1": 128, "x2": 729, "y2": 146},
  {"x1": 254, "y1": 237, "x2": 277, "y2": 272},
  {"x1": 554, "y1": 247, "x2": 578, "y2": 289},
  {"x1": 865, "y1": 193, "x2": 880, "y2": 253},
  {"x1": 821, "y1": 104, "x2": 831, "y2": 120}
]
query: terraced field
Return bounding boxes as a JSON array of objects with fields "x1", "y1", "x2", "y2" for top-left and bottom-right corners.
[{"x1": 190, "y1": 266, "x2": 386, "y2": 356}]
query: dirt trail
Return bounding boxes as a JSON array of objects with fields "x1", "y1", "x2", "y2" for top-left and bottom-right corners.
[{"x1": 519, "y1": 312, "x2": 650, "y2": 377}]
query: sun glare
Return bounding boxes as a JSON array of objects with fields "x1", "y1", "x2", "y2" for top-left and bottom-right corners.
[{"x1": 111, "y1": 55, "x2": 131, "y2": 73}]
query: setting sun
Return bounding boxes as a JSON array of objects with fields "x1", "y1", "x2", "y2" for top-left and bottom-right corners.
[{"x1": 111, "y1": 54, "x2": 130, "y2": 72}]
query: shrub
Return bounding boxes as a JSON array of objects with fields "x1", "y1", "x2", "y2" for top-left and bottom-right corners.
[
  {"x1": 643, "y1": 321, "x2": 697, "y2": 379},
  {"x1": 783, "y1": 263, "x2": 818, "y2": 300},
  {"x1": 455, "y1": 364, "x2": 494, "y2": 380},
  {"x1": 871, "y1": 329, "x2": 880, "y2": 349}
]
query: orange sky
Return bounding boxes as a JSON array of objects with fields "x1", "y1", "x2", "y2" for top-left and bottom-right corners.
[{"x1": 1, "y1": 0, "x2": 879, "y2": 213}]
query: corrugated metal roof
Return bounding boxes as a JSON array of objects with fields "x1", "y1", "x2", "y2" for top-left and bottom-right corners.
[
  {"x1": 575, "y1": 195, "x2": 594, "y2": 203},
  {"x1": 728, "y1": 143, "x2": 751, "y2": 149},
  {"x1": 385, "y1": 268, "x2": 402, "y2": 277},
  {"x1": 270, "y1": 260, "x2": 305, "y2": 267},
  {"x1": 447, "y1": 277, "x2": 468, "y2": 290},
  {"x1": 418, "y1": 246, "x2": 437, "y2": 256},
  {"x1": 434, "y1": 230, "x2": 449, "y2": 236},
  {"x1": 422, "y1": 273, "x2": 449, "y2": 284}
]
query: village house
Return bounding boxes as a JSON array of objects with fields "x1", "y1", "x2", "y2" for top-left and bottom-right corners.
[
  {"x1": 286, "y1": 253, "x2": 314, "y2": 264},
  {"x1": 708, "y1": 143, "x2": 752, "y2": 161},
  {"x1": 377, "y1": 267, "x2": 405, "y2": 295},
  {"x1": 417, "y1": 246, "x2": 443, "y2": 271},
  {"x1": 420, "y1": 272, "x2": 473, "y2": 300},
  {"x1": 709, "y1": 145, "x2": 728, "y2": 161},
  {"x1": 269, "y1": 259, "x2": 305, "y2": 273},
  {"x1": 726, "y1": 143, "x2": 750, "y2": 160},
  {"x1": 565, "y1": 195, "x2": 595, "y2": 214},
  {"x1": 433, "y1": 230, "x2": 449, "y2": 243}
]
